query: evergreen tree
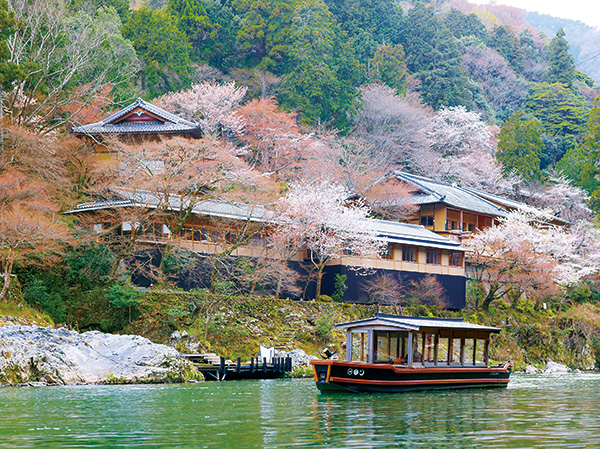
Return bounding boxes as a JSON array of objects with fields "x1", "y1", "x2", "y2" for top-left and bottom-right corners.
[
  {"x1": 277, "y1": 0, "x2": 361, "y2": 129},
  {"x1": 0, "y1": 0, "x2": 25, "y2": 91},
  {"x1": 167, "y1": 0, "x2": 219, "y2": 59},
  {"x1": 233, "y1": 0, "x2": 294, "y2": 74},
  {"x1": 396, "y1": 2, "x2": 472, "y2": 109},
  {"x1": 322, "y1": 0, "x2": 403, "y2": 64},
  {"x1": 546, "y1": 28, "x2": 575, "y2": 88},
  {"x1": 525, "y1": 82, "x2": 589, "y2": 138},
  {"x1": 490, "y1": 25, "x2": 523, "y2": 73},
  {"x1": 443, "y1": 8, "x2": 487, "y2": 42},
  {"x1": 369, "y1": 44, "x2": 408, "y2": 94},
  {"x1": 123, "y1": 7, "x2": 193, "y2": 97},
  {"x1": 556, "y1": 97, "x2": 600, "y2": 211},
  {"x1": 496, "y1": 111, "x2": 544, "y2": 182},
  {"x1": 525, "y1": 82, "x2": 589, "y2": 169}
]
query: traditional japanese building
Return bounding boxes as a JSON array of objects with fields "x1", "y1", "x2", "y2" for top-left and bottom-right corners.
[
  {"x1": 71, "y1": 97, "x2": 202, "y2": 147},
  {"x1": 66, "y1": 189, "x2": 467, "y2": 309},
  {"x1": 379, "y1": 171, "x2": 567, "y2": 243}
]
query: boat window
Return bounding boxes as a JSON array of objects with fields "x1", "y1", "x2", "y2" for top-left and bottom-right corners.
[
  {"x1": 475, "y1": 339, "x2": 486, "y2": 365},
  {"x1": 437, "y1": 337, "x2": 449, "y2": 364},
  {"x1": 374, "y1": 331, "x2": 408, "y2": 364},
  {"x1": 451, "y1": 338, "x2": 462, "y2": 364},
  {"x1": 423, "y1": 334, "x2": 435, "y2": 363},
  {"x1": 464, "y1": 339, "x2": 475, "y2": 365},
  {"x1": 351, "y1": 332, "x2": 368, "y2": 362},
  {"x1": 412, "y1": 332, "x2": 423, "y2": 364}
]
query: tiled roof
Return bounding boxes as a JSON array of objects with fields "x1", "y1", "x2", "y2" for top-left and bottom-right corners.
[
  {"x1": 71, "y1": 98, "x2": 201, "y2": 136},
  {"x1": 462, "y1": 186, "x2": 567, "y2": 224},
  {"x1": 367, "y1": 219, "x2": 463, "y2": 251},
  {"x1": 65, "y1": 189, "x2": 272, "y2": 223},
  {"x1": 335, "y1": 313, "x2": 501, "y2": 333},
  {"x1": 67, "y1": 189, "x2": 461, "y2": 251},
  {"x1": 394, "y1": 171, "x2": 508, "y2": 217}
]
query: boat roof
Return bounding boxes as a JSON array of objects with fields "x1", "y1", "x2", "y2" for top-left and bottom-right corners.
[{"x1": 336, "y1": 313, "x2": 501, "y2": 333}]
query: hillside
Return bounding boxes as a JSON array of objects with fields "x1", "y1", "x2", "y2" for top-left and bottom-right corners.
[{"x1": 526, "y1": 12, "x2": 600, "y2": 83}]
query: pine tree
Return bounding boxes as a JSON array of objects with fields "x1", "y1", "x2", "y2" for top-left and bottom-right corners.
[
  {"x1": 396, "y1": 2, "x2": 472, "y2": 109},
  {"x1": 546, "y1": 28, "x2": 575, "y2": 88},
  {"x1": 277, "y1": 0, "x2": 361, "y2": 129}
]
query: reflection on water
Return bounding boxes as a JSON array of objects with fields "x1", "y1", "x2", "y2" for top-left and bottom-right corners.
[{"x1": 1, "y1": 374, "x2": 600, "y2": 448}]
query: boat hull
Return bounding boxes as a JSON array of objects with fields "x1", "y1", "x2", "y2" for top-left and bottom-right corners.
[{"x1": 310, "y1": 360, "x2": 512, "y2": 393}]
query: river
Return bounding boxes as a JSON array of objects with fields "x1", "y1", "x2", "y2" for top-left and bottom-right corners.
[{"x1": 1, "y1": 374, "x2": 599, "y2": 448}]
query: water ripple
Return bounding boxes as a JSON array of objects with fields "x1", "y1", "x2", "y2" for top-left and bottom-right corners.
[{"x1": 2, "y1": 375, "x2": 600, "y2": 447}]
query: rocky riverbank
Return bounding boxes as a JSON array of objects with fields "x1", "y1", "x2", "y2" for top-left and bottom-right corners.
[{"x1": 0, "y1": 324, "x2": 196, "y2": 386}]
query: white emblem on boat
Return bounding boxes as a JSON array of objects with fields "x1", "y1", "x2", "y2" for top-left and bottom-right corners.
[
  {"x1": 359, "y1": 370, "x2": 364, "y2": 376},
  {"x1": 347, "y1": 368, "x2": 353, "y2": 375}
]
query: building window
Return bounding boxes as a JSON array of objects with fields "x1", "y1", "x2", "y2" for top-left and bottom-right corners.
[
  {"x1": 402, "y1": 246, "x2": 418, "y2": 263},
  {"x1": 420, "y1": 216, "x2": 434, "y2": 227},
  {"x1": 380, "y1": 243, "x2": 394, "y2": 260},
  {"x1": 426, "y1": 248, "x2": 441, "y2": 265},
  {"x1": 449, "y1": 251, "x2": 463, "y2": 267}
]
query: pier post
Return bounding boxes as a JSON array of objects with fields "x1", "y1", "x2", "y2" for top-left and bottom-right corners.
[
  {"x1": 236, "y1": 357, "x2": 241, "y2": 373},
  {"x1": 263, "y1": 357, "x2": 267, "y2": 372},
  {"x1": 251, "y1": 357, "x2": 255, "y2": 373},
  {"x1": 219, "y1": 356, "x2": 225, "y2": 381}
]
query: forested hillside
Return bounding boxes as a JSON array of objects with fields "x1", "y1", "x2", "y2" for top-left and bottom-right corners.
[{"x1": 3, "y1": 0, "x2": 600, "y2": 334}]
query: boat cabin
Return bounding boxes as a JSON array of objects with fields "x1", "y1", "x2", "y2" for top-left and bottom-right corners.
[{"x1": 338, "y1": 313, "x2": 501, "y2": 368}]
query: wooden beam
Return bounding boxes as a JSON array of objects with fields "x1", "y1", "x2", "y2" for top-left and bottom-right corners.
[
  {"x1": 407, "y1": 332, "x2": 414, "y2": 367},
  {"x1": 346, "y1": 331, "x2": 353, "y2": 361}
]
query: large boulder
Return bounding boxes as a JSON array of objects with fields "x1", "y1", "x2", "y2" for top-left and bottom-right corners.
[
  {"x1": 0, "y1": 324, "x2": 194, "y2": 385},
  {"x1": 543, "y1": 360, "x2": 569, "y2": 374}
]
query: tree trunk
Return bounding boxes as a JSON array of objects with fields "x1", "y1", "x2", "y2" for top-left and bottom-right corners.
[
  {"x1": 315, "y1": 265, "x2": 324, "y2": 301},
  {"x1": 275, "y1": 276, "x2": 282, "y2": 299},
  {"x1": 260, "y1": 68, "x2": 267, "y2": 100},
  {"x1": 482, "y1": 285, "x2": 500, "y2": 311},
  {"x1": 0, "y1": 259, "x2": 14, "y2": 302}
]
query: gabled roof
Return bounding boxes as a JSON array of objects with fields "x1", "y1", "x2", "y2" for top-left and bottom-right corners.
[
  {"x1": 335, "y1": 313, "x2": 501, "y2": 333},
  {"x1": 71, "y1": 98, "x2": 202, "y2": 137},
  {"x1": 462, "y1": 186, "x2": 568, "y2": 225},
  {"x1": 394, "y1": 171, "x2": 508, "y2": 217},
  {"x1": 368, "y1": 219, "x2": 464, "y2": 252},
  {"x1": 65, "y1": 189, "x2": 272, "y2": 223}
]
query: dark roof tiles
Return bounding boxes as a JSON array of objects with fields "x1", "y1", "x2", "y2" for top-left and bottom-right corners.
[{"x1": 71, "y1": 98, "x2": 201, "y2": 136}]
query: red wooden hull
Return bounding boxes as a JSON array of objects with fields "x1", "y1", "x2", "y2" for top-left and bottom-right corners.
[{"x1": 310, "y1": 360, "x2": 512, "y2": 393}]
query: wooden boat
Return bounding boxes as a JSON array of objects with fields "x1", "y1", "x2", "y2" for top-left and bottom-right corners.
[{"x1": 310, "y1": 313, "x2": 512, "y2": 393}]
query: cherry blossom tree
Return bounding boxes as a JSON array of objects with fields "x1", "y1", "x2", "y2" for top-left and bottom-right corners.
[
  {"x1": 531, "y1": 176, "x2": 593, "y2": 223},
  {"x1": 154, "y1": 81, "x2": 247, "y2": 137},
  {"x1": 465, "y1": 209, "x2": 600, "y2": 310},
  {"x1": 363, "y1": 272, "x2": 405, "y2": 312},
  {"x1": 272, "y1": 181, "x2": 385, "y2": 300},
  {"x1": 425, "y1": 105, "x2": 493, "y2": 157},
  {"x1": 301, "y1": 135, "x2": 392, "y2": 196},
  {"x1": 352, "y1": 84, "x2": 432, "y2": 169},
  {"x1": 113, "y1": 136, "x2": 278, "y2": 283},
  {"x1": 236, "y1": 97, "x2": 306, "y2": 178}
]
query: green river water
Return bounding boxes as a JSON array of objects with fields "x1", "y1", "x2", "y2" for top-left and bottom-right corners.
[{"x1": 1, "y1": 374, "x2": 599, "y2": 448}]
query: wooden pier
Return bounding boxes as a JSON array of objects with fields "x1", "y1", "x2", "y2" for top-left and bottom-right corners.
[{"x1": 182, "y1": 354, "x2": 293, "y2": 381}]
